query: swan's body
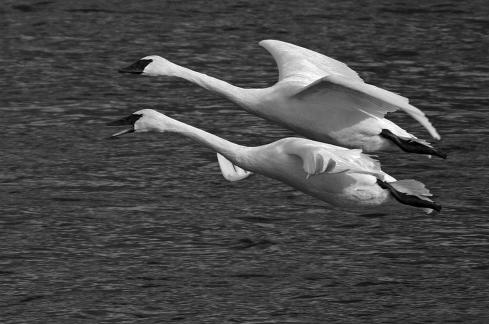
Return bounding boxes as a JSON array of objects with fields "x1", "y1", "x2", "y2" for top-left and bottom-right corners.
[
  {"x1": 119, "y1": 40, "x2": 446, "y2": 158},
  {"x1": 107, "y1": 109, "x2": 441, "y2": 212}
]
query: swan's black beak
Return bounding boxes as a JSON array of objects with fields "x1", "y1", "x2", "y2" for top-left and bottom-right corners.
[
  {"x1": 106, "y1": 114, "x2": 142, "y2": 138},
  {"x1": 118, "y1": 59, "x2": 153, "y2": 74}
]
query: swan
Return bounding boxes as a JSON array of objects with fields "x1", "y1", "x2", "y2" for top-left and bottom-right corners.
[
  {"x1": 119, "y1": 39, "x2": 446, "y2": 158},
  {"x1": 107, "y1": 109, "x2": 441, "y2": 213}
]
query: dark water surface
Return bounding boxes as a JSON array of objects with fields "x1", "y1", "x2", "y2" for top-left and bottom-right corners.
[{"x1": 2, "y1": 0, "x2": 489, "y2": 322}]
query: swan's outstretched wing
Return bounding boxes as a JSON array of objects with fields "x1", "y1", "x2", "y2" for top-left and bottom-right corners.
[
  {"x1": 259, "y1": 39, "x2": 363, "y2": 82},
  {"x1": 217, "y1": 153, "x2": 253, "y2": 182},
  {"x1": 281, "y1": 139, "x2": 383, "y2": 179},
  {"x1": 291, "y1": 75, "x2": 441, "y2": 140},
  {"x1": 259, "y1": 40, "x2": 440, "y2": 140}
]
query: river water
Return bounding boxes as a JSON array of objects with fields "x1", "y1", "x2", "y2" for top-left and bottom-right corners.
[{"x1": 1, "y1": 0, "x2": 489, "y2": 323}]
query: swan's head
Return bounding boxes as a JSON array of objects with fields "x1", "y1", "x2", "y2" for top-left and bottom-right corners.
[
  {"x1": 107, "y1": 109, "x2": 170, "y2": 138},
  {"x1": 118, "y1": 56, "x2": 172, "y2": 76}
]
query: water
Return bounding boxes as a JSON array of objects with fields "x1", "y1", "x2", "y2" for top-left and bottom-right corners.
[{"x1": 1, "y1": 0, "x2": 489, "y2": 322}]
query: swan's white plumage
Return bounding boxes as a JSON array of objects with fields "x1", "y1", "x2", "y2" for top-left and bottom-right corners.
[
  {"x1": 259, "y1": 39, "x2": 362, "y2": 82},
  {"x1": 261, "y1": 40, "x2": 441, "y2": 142},
  {"x1": 217, "y1": 153, "x2": 252, "y2": 181},
  {"x1": 280, "y1": 138, "x2": 393, "y2": 181},
  {"x1": 108, "y1": 109, "x2": 438, "y2": 212},
  {"x1": 291, "y1": 74, "x2": 440, "y2": 140},
  {"x1": 121, "y1": 40, "x2": 442, "y2": 153},
  {"x1": 258, "y1": 39, "x2": 439, "y2": 140}
]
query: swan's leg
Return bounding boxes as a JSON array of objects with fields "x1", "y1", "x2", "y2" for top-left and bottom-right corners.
[
  {"x1": 376, "y1": 179, "x2": 441, "y2": 212},
  {"x1": 379, "y1": 129, "x2": 447, "y2": 159}
]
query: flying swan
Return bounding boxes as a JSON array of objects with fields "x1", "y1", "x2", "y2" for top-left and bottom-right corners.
[
  {"x1": 107, "y1": 109, "x2": 441, "y2": 213},
  {"x1": 119, "y1": 40, "x2": 446, "y2": 158}
]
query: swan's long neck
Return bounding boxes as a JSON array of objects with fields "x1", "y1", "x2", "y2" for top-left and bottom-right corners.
[
  {"x1": 165, "y1": 62, "x2": 257, "y2": 108},
  {"x1": 156, "y1": 114, "x2": 249, "y2": 166}
]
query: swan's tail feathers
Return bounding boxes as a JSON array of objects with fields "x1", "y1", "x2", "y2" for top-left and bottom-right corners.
[
  {"x1": 380, "y1": 129, "x2": 447, "y2": 159},
  {"x1": 377, "y1": 179, "x2": 441, "y2": 213},
  {"x1": 217, "y1": 153, "x2": 253, "y2": 182}
]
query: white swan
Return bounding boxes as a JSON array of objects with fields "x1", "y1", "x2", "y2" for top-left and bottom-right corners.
[
  {"x1": 107, "y1": 109, "x2": 441, "y2": 213},
  {"x1": 119, "y1": 40, "x2": 446, "y2": 158}
]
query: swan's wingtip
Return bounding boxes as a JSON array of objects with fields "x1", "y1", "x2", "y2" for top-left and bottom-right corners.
[
  {"x1": 429, "y1": 127, "x2": 441, "y2": 140},
  {"x1": 423, "y1": 120, "x2": 440, "y2": 140}
]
